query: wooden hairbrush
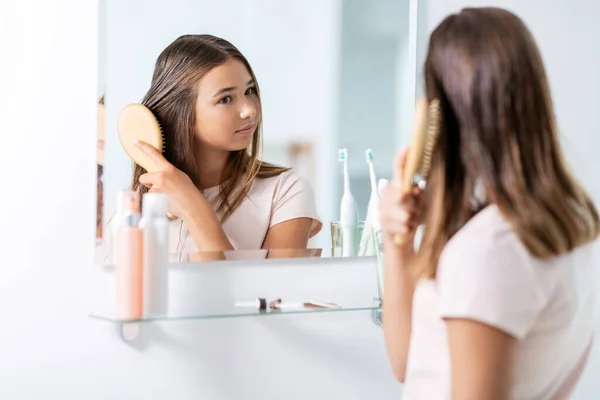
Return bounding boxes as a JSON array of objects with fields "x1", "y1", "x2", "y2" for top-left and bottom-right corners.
[
  {"x1": 393, "y1": 97, "x2": 441, "y2": 246},
  {"x1": 117, "y1": 103, "x2": 166, "y2": 172},
  {"x1": 117, "y1": 103, "x2": 176, "y2": 218}
]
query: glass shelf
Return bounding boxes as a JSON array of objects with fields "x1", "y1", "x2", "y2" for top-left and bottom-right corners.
[
  {"x1": 90, "y1": 304, "x2": 380, "y2": 324},
  {"x1": 90, "y1": 255, "x2": 383, "y2": 339}
]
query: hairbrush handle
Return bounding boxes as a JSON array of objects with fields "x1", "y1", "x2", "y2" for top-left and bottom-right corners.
[
  {"x1": 401, "y1": 98, "x2": 428, "y2": 193},
  {"x1": 394, "y1": 98, "x2": 429, "y2": 246}
]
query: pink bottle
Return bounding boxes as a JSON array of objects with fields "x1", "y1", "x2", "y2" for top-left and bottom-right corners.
[{"x1": 115, "y1": 191, "x2": 143, "y2": 321}]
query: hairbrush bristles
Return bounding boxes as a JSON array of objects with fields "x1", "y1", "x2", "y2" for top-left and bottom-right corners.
[
  {"x1": 160, "y1": 124, "x2": 166, "y2": 154},
  {"x1": 150, "y1": 112, "x2": 166, "y2": 155},
  {"x1": 419, "y1": 99, "x2": 441, "y2": 179},
  {"x1": 393, "y1": 98, "x2": 441, "y2": 247}
]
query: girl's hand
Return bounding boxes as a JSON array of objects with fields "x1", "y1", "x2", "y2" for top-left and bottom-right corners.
[
  {"x1": 134, "y1": 140, "x2": 204, "y2": 220},
  {"x1": 380, "y1": 147, "x2": 424, "y2": 255}
]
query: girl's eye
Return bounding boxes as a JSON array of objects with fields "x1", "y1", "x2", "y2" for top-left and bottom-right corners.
[
  {"x1": 245, "y1": 87, "x2": 256, "y2": 96},
  {"x1": 219, "y1": 96, "x2": 232, "y2": 104}
]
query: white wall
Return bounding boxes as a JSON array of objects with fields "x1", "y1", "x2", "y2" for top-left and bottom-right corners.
[
  {"x1": 420, "y1": 1, "x2": 600, "y2": 398},
  {"x1": 5, "y1": 0, "x2": 596, "y2": 398},
  {"x1": 0, "y1": 0, "x2": 99, "y2": 396},
  {"x1": 0, "y1": 2, "x2": 404, "y2": 399}
]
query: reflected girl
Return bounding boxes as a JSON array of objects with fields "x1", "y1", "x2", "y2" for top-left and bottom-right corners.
[{"x1": 106, "y1": 35, "x2": 322, "y2": 261}]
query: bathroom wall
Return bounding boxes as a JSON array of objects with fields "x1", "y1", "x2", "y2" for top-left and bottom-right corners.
[
  {"x1": 2, "y1": 0, "x2": 599, "y2": 399},
  {"x1": 1, "y1": 5, "x2": 403, "y2": 400},
  {"x1": 419, "y1": 0, "x2": 600, "y2": 397},
  {"x1": 0, "y1": 0, "x2": 100, "y2": 396}
]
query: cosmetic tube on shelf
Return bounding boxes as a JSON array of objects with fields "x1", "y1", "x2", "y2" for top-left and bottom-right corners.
[{"x1": 115, "y1": 191, "x2": 143, "y2": 321}]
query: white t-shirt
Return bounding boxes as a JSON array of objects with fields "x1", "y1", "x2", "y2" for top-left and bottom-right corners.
[
  {"x1": 98, "y1": 170, "x2": 322, "y2": 263},
  {"x1": 403, "y1": 205, "x2": 596, "y2": 400}
]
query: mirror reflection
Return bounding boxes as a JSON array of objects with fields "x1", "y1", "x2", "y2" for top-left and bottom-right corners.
[{"x1": 96, "y1": 0, "x2": 413, "y2": 264}]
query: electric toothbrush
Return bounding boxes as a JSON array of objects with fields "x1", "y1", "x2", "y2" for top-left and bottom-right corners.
[
  {"x1": 338, "y1": 148, "x2": 358, "y2": 257},
  {"x1": 359, "y1": 149, "x2": 382, "y2": 255},
  {"x1": 374, "y1": 178, "x2": 390, "y2": 299}
]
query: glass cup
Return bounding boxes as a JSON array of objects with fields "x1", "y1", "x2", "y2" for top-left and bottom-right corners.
[{"x1": 330, "y1": 221, "x2": 367, "y2": 257}]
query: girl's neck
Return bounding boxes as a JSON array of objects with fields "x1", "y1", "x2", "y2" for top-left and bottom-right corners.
[{"x1": 194, "y1": 145, "x2": 230, "y2": 189}]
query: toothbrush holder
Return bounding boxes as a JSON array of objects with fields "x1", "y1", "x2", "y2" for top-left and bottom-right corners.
[{"x1": 330, "y1": 221, "x2": 371, "y2": 257}]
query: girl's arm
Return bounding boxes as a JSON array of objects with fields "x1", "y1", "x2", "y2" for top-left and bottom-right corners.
[
  {"x1": 134, "y1": 140, "x2": 234, "y2": 253},
  {"x1": 382, "y1": 241, "x2": 415, "y2": 382},
  {"x1": 262, "y1": 217, "x2": 313, "y2": 250},
  {"x1": 446, "y1": 318, "x2": 516, "y2": 399},
  {"x1": 380, "y1": 148, "x2": 423, "y2": 382},
  {"x1": 183, "y1": 194, "x2": 234, "y2": 252}
]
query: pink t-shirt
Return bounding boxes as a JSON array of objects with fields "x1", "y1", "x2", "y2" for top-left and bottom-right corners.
[
  {"x1": 403, "y1": 205, "x2": 596, "y2": 399},
  {"x1": 170, "y1": 169, "x2": 322, "y2": 258},
  {"x1": 98, "y1": 170, "x2": 322, "y2": 263}
]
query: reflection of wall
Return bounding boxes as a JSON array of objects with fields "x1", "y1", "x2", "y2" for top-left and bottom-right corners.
[
  {"x1": 103, "y1": 0, "x2": 250, "y2": 209},
  {"x1": 102, "y1": 0, "x2": 342, "y2": 252},
  {"x1": 241, "y1": 1, "x2": 342, "y2": 252},
  {"x1": 336, "y1": 0, "x2": 411, "y2": 221},
  {"x1": 102, "y1": 0, "x2": 414, "y2": 253}
]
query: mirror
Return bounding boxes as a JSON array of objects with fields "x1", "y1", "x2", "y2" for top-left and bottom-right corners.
[{"x1": 96, "y1": 0, "x2": 414, "y2": 264}]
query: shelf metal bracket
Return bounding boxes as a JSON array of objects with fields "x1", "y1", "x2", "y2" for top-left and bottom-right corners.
[{"x1": 372, "y1": 298, "x2": 382, "y2": 326}]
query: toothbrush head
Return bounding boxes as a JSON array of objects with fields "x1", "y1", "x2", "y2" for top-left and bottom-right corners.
[
  {"x1": 365, "y1": 149, "x2": 374, "y2": 163},
  {"x1": 338, "y1": 148, "x2": 347, "y2": 162}
]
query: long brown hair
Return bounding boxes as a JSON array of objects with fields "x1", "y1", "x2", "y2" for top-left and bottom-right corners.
[
  {"x1": 414, "y1": 7, "x2": 599, "y2": 279},
  {"x1": 132, "y1": 34, "x2": 289, "y2": 221}
]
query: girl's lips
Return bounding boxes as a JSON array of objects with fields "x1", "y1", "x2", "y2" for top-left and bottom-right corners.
[{"x1": 235, "y1": 124, "x2": 255, "y2": 135}]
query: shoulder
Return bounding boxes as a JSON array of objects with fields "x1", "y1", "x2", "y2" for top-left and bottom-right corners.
[
  {"x1": 252, "y1": 169, "x2": 315, "y2": 199},
  {"x1": 440, "y1": 205, "x2": 529, "y2": 270},
  {"x1": 436, "y1": 205, "x2": 548, "y2": 338},
  {"x1": 252, "y1": 169, "x2": 321, "y2": 236}
]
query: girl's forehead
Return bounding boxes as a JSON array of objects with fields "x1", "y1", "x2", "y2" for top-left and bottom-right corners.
[{"x1": 197, "y1": 60, "x2": 253, "y2": 94}]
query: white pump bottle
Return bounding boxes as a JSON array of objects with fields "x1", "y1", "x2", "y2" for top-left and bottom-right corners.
[{"x1": 139, "y1": 193, "x2": 169, "y2": 317}]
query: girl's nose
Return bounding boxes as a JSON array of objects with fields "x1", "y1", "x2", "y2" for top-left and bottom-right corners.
[{"x1": 240, "y1": 101, "x2": 257, "y2": 120}]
